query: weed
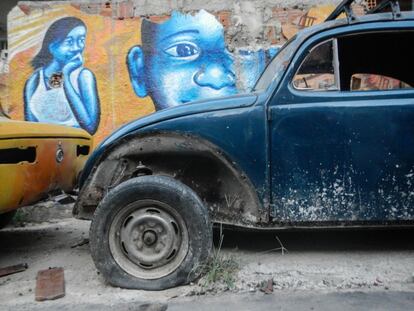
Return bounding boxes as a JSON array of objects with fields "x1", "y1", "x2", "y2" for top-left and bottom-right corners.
[
  {"x1": 195, "y1": 225, "x2": 239, "y2": 290},
  {"x1": 258, "y1": 235, "x2": 289, "y2": 255},
  {"x1": 12, "y1": 209, "x2": 27, "y2": 224}
]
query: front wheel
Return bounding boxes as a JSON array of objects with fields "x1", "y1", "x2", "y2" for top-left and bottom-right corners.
[{"x1": 90, "y1": 175, "x2": 212, "y2": 290}]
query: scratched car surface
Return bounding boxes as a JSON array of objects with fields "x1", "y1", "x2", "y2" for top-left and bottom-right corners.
[
  {"x1": 74, "y1": 0, "x2": 414, "y2": 290},
  {"x1": 0, "y1": 109, "x2": 92, "y2": 228}
]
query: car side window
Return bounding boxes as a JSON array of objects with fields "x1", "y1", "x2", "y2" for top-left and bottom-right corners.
[
  {"x1": 292, "y1": 39, "x2": 339, "y2": 91},
  {"x1": 351, "y1": 73, "x2": 413, "y2": 91},
  {"x1": 337, "y1": 31, "x2": 414, "y2": 92}
]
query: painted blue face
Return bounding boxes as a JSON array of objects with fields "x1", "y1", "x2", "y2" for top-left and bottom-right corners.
[
  {"x1": 49, "y1": 25, "x2": 86, "y2": 65},
  {"x1": 143, "y1": 10, "x2": 237, "y2": 109}
]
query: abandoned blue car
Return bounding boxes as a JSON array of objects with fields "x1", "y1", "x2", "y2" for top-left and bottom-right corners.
[{"x1": 74, "y1": 0, "x2": 414, "y2": 290}]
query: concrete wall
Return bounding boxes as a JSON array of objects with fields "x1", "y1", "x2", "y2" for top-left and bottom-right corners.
[{"x1": 2, "y1": 0, "x2": 361, "y2": 143}]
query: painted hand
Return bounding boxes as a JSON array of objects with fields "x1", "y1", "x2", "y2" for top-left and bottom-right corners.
[{"x1": 63, "y1": 56, "x2": 83, "y2": 75}]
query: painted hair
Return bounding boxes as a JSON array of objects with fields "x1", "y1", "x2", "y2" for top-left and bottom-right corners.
[
  {"x1": 141, "y1": 19, "x2": 157, "y2": 51},
  {"x1": 31, "y1": 17, "x2": 86, "y2": 69}
]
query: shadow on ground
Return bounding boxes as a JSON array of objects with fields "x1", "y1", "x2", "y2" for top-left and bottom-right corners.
[{"x1": 213, "y1": 226, "x2": 414, "y2": 252}]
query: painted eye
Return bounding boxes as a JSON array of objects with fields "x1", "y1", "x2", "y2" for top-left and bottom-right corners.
[
  {"x1": 164, "y1": 42, "x2": 200, "y2": 60},
  {"x1": 63, "y1": 38, "x2": 73, "y2": 46}
]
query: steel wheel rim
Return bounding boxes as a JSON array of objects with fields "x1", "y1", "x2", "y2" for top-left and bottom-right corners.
[{"x1": 109, "y1": 199, "x2": 189, "y2": 279}]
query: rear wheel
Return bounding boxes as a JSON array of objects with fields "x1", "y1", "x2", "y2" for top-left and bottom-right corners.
[
  {"x1": 0, "y1": 210, "x2": 16, "y2": 229},
  {"x1": 90, "y1": 175, "x2": 212, "y2": 290}
]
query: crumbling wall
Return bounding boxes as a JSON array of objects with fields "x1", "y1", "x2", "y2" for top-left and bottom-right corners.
[{"x1": 3, "y1": 0, "x2": 363, "y2": 142}]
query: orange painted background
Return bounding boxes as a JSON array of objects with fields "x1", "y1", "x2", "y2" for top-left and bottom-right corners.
[
  {"x1": 2, "y1": 3, "x2": 361, "y2": 144},
  {"x1": 6, "y1": 4, "x2": 154, "y2": 144}
]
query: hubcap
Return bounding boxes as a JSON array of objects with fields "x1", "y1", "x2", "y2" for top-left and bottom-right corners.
[
  {"x1": 143, "y1": 230, "x2": 157, "y2": 246},
  {"x1": 109, "y1": 200, "x2": 189, "y2": 279}
]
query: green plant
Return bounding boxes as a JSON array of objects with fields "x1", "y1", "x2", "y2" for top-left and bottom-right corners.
[
  {"x1": 12, "y1": 209, "x2": 27, "y2": 224},
  {"x1": 198, "y1": 226, "x2": 239, "y2": 290}
]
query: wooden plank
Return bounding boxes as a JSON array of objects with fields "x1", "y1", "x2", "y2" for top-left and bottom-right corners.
[
  {"x1": 0, "y1": 263, "x2": 28, "y2": 278},
  {"x1": 35, "y1": 267, "x2": 65, "y2": 301}
]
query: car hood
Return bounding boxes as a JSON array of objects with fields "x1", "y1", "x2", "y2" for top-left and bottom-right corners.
[
  {"x1": 79, "y1": 93, "x2": 257, "y2": 187},
  {"x1": 99, "y1": 93, "x2": 258, "y2": 148},
  {"x1": 0, "y1": 117, "x2": 91, "y2": 140}
]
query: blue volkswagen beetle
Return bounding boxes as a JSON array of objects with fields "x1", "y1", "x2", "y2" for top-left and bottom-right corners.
[{"x1": 74, "y1": 0, "x2": 414, "y2": 290}]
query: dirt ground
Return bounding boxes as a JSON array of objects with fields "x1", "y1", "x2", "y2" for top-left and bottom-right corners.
[{"x1": 1, "y1": 201, "x2": 414, "y2": 310}]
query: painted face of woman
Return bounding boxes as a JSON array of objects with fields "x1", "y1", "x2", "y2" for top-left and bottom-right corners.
[{"x1": 48, "y1": 25, "x2": 86, "y2": 65}]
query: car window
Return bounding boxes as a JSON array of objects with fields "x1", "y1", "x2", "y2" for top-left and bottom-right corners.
[
  {"x1": 337, "y1": 31, "x2": 414, "y2": 91},
  {"x1": 292, "y1": 39, "x2": 339, "y2": 91},
  {"x1": 351, "y1": 73, "x2": 413, "y2": 91}
]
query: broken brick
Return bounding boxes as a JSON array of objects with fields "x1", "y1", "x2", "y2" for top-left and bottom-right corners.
[
  {"x1": 0, "y1": 263, "x2": 28, "y2": 278},
  {"x1": 35, "y1": 267, "x2": 65, "y2": 302}
]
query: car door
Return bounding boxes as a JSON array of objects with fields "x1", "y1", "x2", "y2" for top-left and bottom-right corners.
[{"x1": 269, "y1": 28, "x2": 414, "y2": 223}]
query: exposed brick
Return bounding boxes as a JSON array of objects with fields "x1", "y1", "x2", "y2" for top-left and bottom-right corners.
[
  {"x1": 117, "y1": 1, "x2": 135, "y2": 19},
  {"x1": 100, "y1": 2, "x2": 112, "y2": 17},
  {"x1": 18, "y1": 4, "x2": 31, "y2": 15},
  {"x1": 272, "y1": 8, "x2": 289, "y2": 23},
  {"x1": 148, "y1": 15, "x2": 171, "y2": 23},
  {"x1": 265, "y1": 25, "x2": 280, "y2": 45},
  {"x1": 216, "y1": 10, "x2": 232, "y2": 28}
]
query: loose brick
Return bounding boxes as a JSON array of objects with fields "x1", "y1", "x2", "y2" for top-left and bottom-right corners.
[
  {"x1": 35, "y1": 267, "x2": 65, "y2": 302},
  {"x1": 0, "y1": 263, "x2": 28, "y2": 278}
]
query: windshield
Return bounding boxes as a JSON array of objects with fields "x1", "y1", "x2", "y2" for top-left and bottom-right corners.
[{"x1": 253, "y1": 36, "x2": 298, "y2": 92}]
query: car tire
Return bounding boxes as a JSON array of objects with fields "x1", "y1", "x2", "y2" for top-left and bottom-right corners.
[
  {"x1": 89, "y1": 175, "x2": 212, "y2": 290},
  {"x1": 0, "y1": 210, "x2": 16, "y2": 229}
]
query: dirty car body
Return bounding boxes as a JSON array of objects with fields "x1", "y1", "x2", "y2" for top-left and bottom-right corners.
[
  {"x1": 0, "y1": 113, "x2": 92, "y2": 226},
  {"x1": 75, "y1": 2, "x2": 414, "y2": 290}
]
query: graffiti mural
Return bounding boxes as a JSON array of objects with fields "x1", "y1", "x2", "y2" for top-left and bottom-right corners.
[
  {"x1": 127, "y1": 10, "x2": 238, "y2": 110},
  {"x1": 24, "y1": 17, "x2": 100, "y2": 135},
  {"x1": 3, "y1": 3, "x2": 341, "y2": 143}
]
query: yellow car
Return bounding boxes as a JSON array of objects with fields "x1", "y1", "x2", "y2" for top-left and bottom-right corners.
[{"x1": 0, "y1": 110, "x2": 92, "y2": 228}]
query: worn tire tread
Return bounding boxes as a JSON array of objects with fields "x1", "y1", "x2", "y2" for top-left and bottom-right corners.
[{"x1": 89, "y1": 175, "x2": 212, "y2": 290}]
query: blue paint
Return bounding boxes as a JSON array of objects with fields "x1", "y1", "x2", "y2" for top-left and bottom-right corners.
[
  {"x1": 24, "y1": 17, "x2": 100, "y2": 135},
  {"x1": 238, "y1": 47, "x2": 281, "y2": 91},
  {"x1": 127, "y1": 10, "x2": 238, "y2": 110},
  {"x1": 238, "y1": 49, "x2": 266, "y2": 91},
  {"x1": 81, "y1": 13, "x2": 414, "y2": 225}
]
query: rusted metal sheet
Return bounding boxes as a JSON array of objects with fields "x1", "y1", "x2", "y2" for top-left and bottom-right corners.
[
  {"x1": 35, "y1": 267, "x2": 65, "y2": 301},
  {"x1": 0, "y1": 118, "x2": 92, "y2": 215},
  {"x1": 0, "y1": 263, "x2": 28, "y2": 278},
  {"x1": 74, "y1": 132, "x2": 264, "y2": 226}
]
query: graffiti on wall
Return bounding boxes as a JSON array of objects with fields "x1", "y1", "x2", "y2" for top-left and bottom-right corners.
[
  {"x1": 24, "y1": 17, "x2": 100, "y2": 134},
  {"x1": 4, "y1": 3, "x2": 339, "y2": 143},
  {"x1": 127, "y1": 10, "x2": 238, "y2": 110}
]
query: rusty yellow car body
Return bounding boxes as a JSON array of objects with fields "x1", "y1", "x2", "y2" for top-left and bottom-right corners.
[{"x1": 0, "y1": 116, "x2": 92, "y2": 219}]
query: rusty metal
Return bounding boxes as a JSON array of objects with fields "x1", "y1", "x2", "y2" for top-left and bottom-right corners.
[
  {"x1": 0, "y1": 118, "x2": 92, "y2": 215},
  {"x1": 35, "y1": 267, "x2": 65, "y2": 301},
  {"x1": 0, "y1": 263, "x2": 28, "y2": 278},
  {"x1": 74, "y1": 132, "x2": 263, "y2": 226},
  {"x1": 325, "y1": 0, "x2": 356, "y2": 22}
]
